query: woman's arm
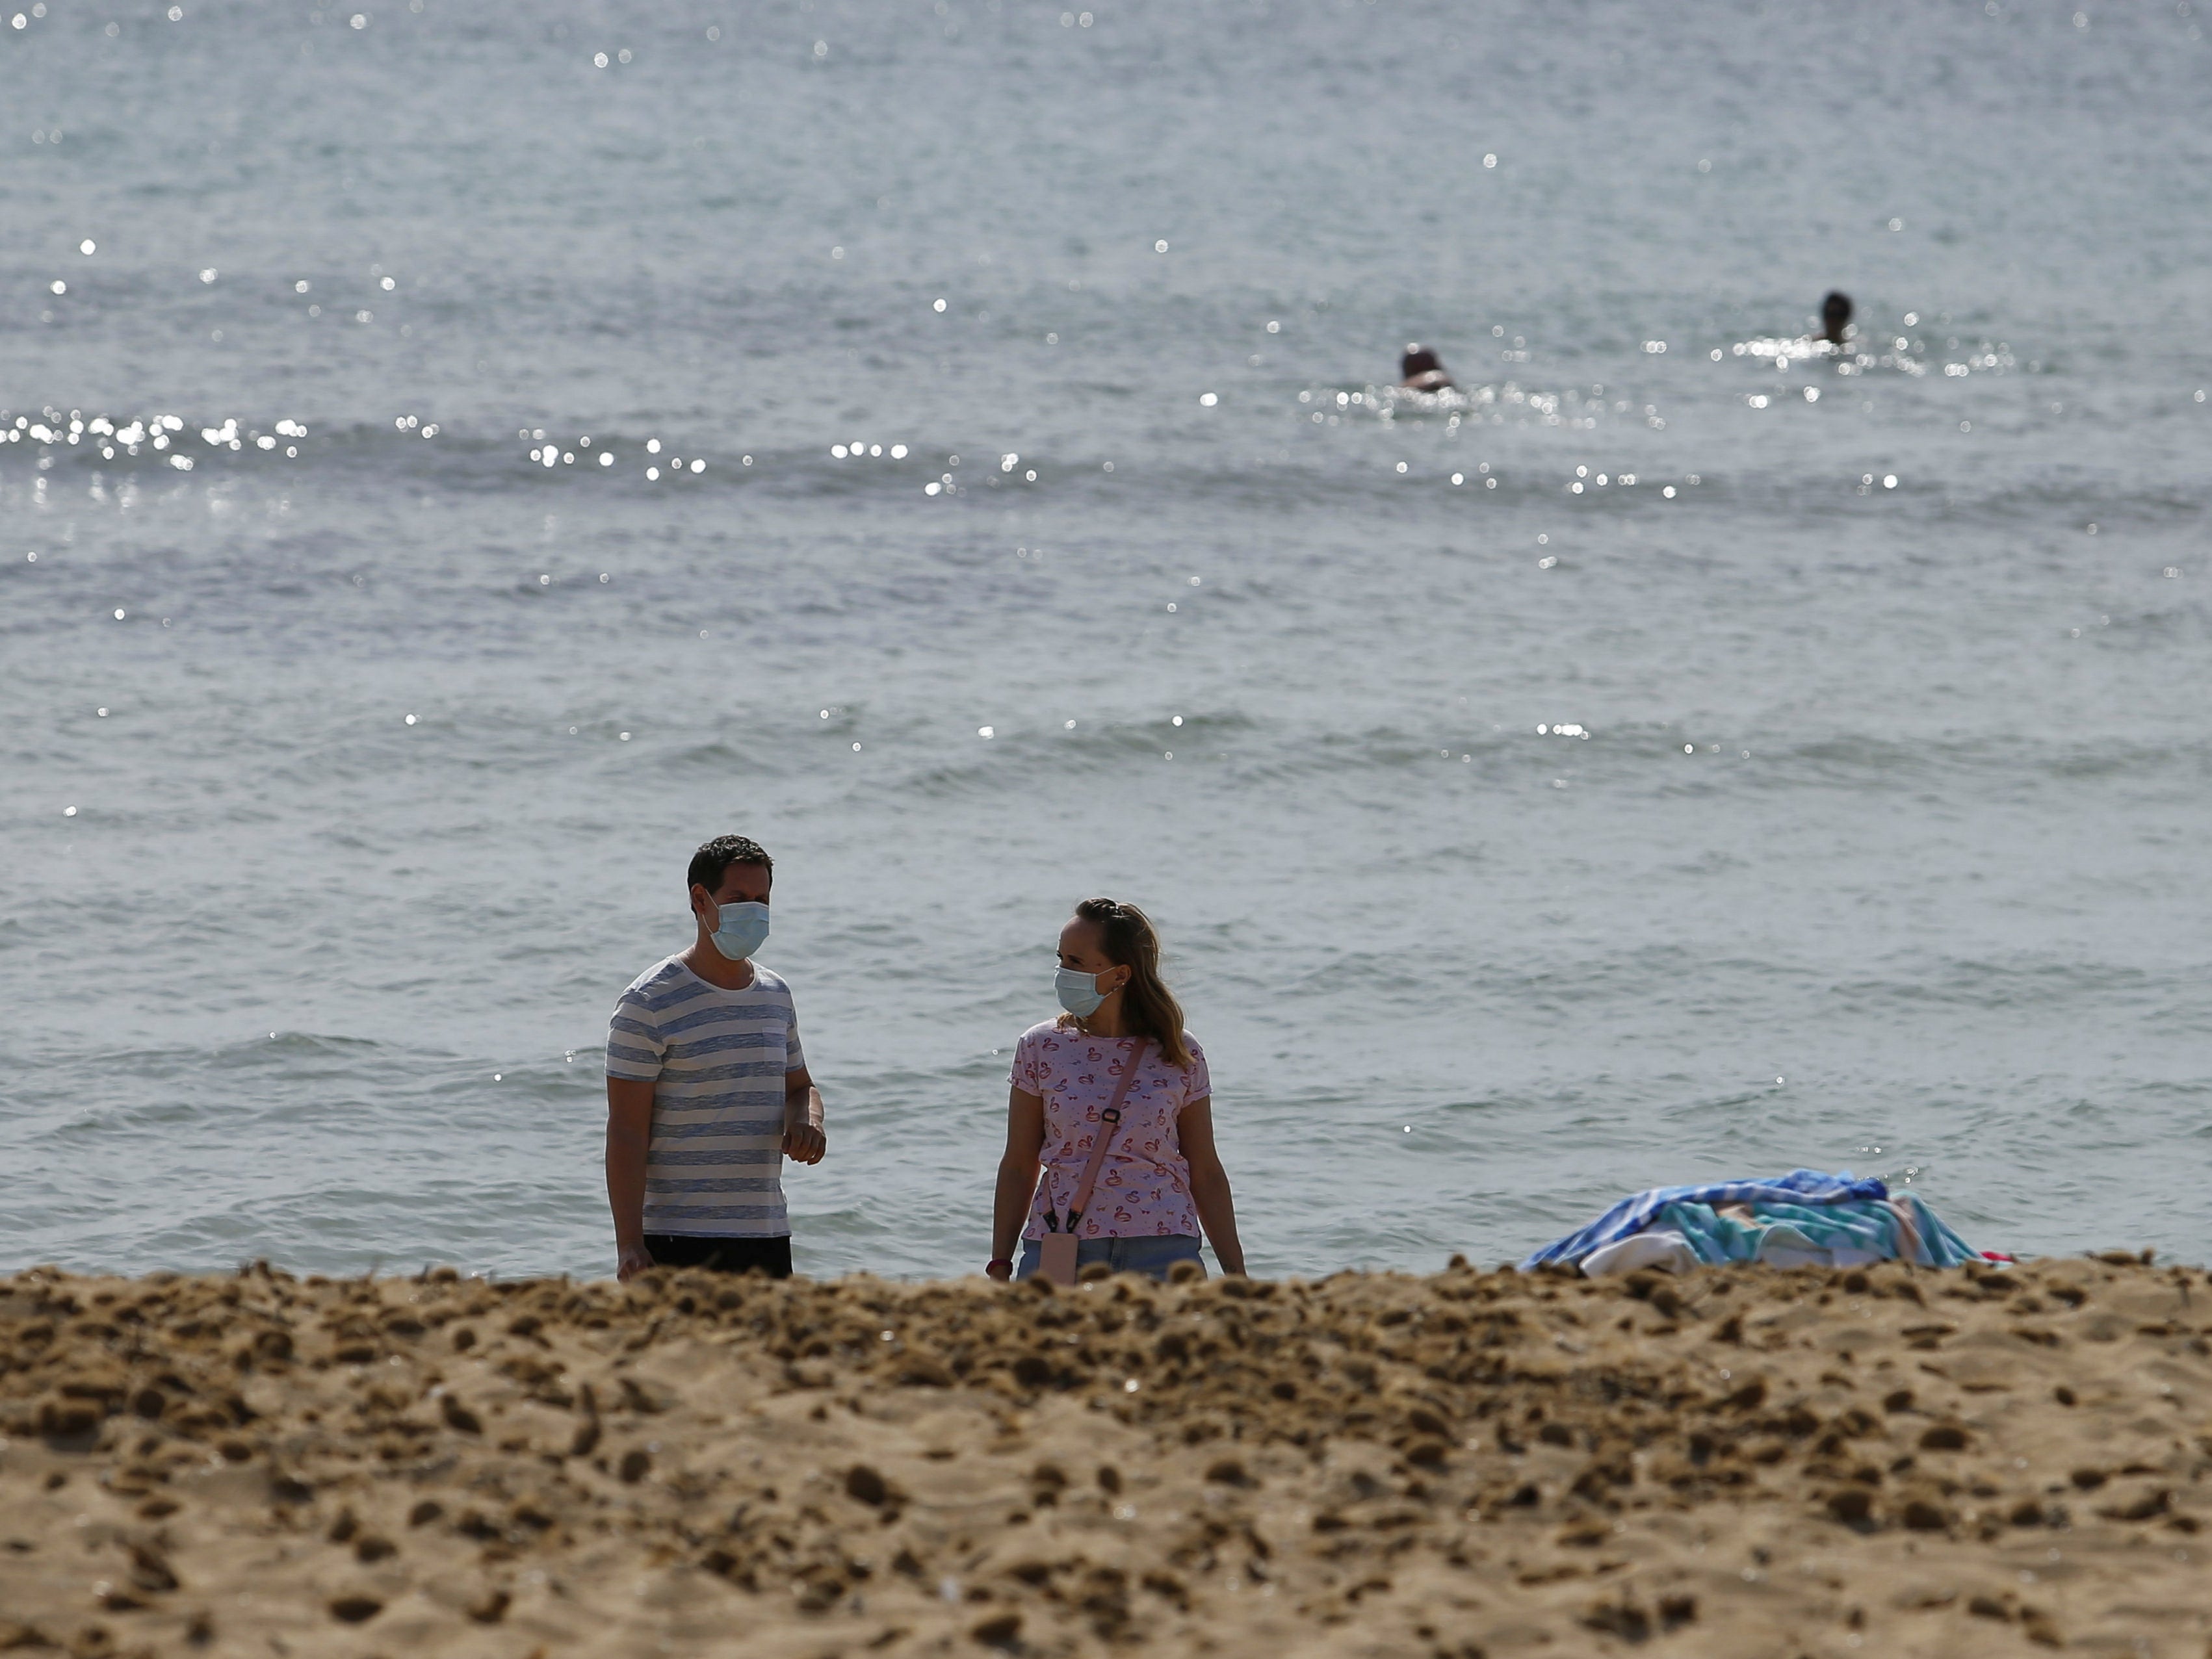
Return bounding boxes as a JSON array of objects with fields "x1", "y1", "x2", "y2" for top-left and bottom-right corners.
[
  {"x1": 1177, "y1": 1098, "x2": 1247, "y2": 1276},
  {"x1": 988, "y1": 1087, "x2": 1048, "y2": 1280}
]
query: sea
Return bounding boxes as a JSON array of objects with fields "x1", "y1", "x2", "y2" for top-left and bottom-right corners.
[{"x1": 5, "y1": 0, "x2": 2208, "y2": 1283}]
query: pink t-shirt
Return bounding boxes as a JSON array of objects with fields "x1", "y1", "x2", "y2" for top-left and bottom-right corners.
[{"x1": 1010, "y1": 1021, "x2": 1211, "y2": 1241}]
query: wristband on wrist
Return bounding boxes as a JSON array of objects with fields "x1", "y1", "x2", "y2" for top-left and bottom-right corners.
[{"x1": 986, "y1": 1258, "x2": 1013, "y2": 1274}]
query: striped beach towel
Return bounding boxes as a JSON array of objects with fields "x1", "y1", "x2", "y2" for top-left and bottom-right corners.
[{"x1": 1520, "y1": 1168, "x2": 1980, "y2": 1273}]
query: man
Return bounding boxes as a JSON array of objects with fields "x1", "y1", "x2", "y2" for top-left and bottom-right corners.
[
  {"x1": 604, "y1": 835, "x2": 825, "y2": 1281},
  {"x1": 1399, "y1": 342, "x2": 1455, "y2": 391},
  {"x1": 1819, "y1": 291, "x2": 1853, "y2": 346}
]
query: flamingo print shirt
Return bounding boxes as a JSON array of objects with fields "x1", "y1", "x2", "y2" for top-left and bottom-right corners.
[{"x1": 1010, "y1": 1020, "x2": 1212, "y2": 1241}]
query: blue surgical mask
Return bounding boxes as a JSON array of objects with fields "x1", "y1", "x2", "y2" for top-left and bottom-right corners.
[
  {"x1": 707, "y1": 900, "x2": 771, "y2": 962},
  {"x1": 1056, "y1": 967, "x2": 1108, "y2": 1018}
]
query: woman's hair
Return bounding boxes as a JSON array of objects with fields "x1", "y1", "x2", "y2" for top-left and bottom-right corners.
[{"x1": 1062, "y1": 897, "x2": 1192, "y2": 1070}]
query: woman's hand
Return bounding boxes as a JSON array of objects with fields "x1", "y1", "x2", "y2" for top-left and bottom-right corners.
[
  {"x1": 615, "y1": 1241, "x2": 655, "y2": 1283},
  {"x1": 985, "y1": 1258, "x2": 1014, "y2": 1282}
]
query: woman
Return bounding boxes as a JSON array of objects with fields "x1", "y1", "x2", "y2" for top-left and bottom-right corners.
[{"x1": 985, "y1": 898, "x2": 1246, "y2": 1282}]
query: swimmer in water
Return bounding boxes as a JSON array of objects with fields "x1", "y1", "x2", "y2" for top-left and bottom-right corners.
[
  {"x1": 1399, "y1": 343, "x2": 1454, "y2": 392},
  {"x1": 1819, "y1": 291, "x2": 1853, "y2": 347}
]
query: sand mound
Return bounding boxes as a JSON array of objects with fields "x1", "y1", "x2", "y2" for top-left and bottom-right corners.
[{"x1": 1, "y1": 1255, "x2": 2206, "y2": 1656}]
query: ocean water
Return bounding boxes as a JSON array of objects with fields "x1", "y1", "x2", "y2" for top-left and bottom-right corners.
[{"x1": 5, "y1": 0, "x2": 2209, "y2": 1282}]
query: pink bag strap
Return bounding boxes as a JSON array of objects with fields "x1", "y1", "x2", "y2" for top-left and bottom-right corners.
[{"x1": 1045, "y1": 1040, "x2": 1149, "y2": 1233}]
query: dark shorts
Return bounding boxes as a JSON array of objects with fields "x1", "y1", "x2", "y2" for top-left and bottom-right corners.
[{"x1": 642, "y1": 1234, "x2": 792, "y2": 1279}]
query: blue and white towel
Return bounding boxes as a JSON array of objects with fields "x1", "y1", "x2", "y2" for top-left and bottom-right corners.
[{"x1": 1520, "y1": 1168, "x2": 1982, "y2": 1275}]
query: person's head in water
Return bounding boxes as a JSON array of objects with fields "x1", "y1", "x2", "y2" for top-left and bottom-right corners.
[
  {"x1": 1399, "y1": 343, "x2": 1453, "y2": 391},
  {"x1": 1820, "y1": 292, "x2": 1853, "y2": 345}
]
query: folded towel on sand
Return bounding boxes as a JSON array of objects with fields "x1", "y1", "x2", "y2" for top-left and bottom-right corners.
[{"x1": 1522, "y1": 1168, "x2": 1982, "y2": 1276}]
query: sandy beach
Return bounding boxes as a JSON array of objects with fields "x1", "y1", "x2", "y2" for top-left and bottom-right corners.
[{"x1": 2, "y1": 1257, "x2": 2205, "y2": 1657}]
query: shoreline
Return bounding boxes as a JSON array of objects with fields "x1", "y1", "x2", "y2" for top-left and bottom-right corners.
[{"x1": 3, "y1": 1257, "x2": 2205, "y2": 1656}]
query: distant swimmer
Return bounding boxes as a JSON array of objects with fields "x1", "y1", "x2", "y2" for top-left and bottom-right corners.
[
  {"x1": 1819, "y1": 291, "x2": 1853, "y2": 346},
  {"x1": 1399, "y1": 343, "x2": 1455, "y2": 392}
]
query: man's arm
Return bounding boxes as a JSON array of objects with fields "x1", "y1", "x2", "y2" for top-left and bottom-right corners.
[
  {"x1": 783, "y1": 1065, "x2": 826, "y2": 1164},
  {"x1": 606, "y1": 1077, "x2": 657, "y2": 1281}
]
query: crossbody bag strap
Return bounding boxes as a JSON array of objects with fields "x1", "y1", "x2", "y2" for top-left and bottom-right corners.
[{"x1": 1045, "y1": 1039, "x2": 1150, "y2": 1233}]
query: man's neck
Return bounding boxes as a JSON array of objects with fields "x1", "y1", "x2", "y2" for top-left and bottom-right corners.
[{"x1": 681, "y1": 938, "x2": 757, "y2": 991}]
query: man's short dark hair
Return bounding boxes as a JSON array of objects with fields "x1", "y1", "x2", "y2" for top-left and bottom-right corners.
[{"x1": 688, "y1": 835, "x2": 773, "y2": 894}]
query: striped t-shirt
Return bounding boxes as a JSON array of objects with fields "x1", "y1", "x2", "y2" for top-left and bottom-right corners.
[{"x1": 605, "y1": 957, "x2": 805, "y2": 1239}]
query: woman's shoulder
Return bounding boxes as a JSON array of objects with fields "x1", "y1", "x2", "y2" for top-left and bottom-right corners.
[
  {"x1": 1130, "y1": 1032, "x2": 1204, "y2": 1078},
  {"x1": 1015, "y1": 1018, "x2": 1071, "y2": 1053}
]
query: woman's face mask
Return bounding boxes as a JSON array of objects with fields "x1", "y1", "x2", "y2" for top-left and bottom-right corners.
[
  {"x1": 1056, "y1": 917, "x2": 1130, "y2": 1016},
  {"x1": 1055, "y1": 967, "x2": 1107, "y2": 1018},
  {"x1": 1054, "y1": 950, "x2": 1128, "y2": 1016}
]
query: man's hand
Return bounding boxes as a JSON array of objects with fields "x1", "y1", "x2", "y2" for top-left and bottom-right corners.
[
  {"x1": 615, "y1": 1241, "x2": 655, "y2": 1283},
  {"x1": 783, "y1": 1072, "x2": 825, "y2": 1165}
]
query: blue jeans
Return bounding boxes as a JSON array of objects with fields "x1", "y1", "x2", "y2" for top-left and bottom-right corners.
[{"x1": 1015, "y1": 1234, "x2": 1205, "y2": 1283}]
